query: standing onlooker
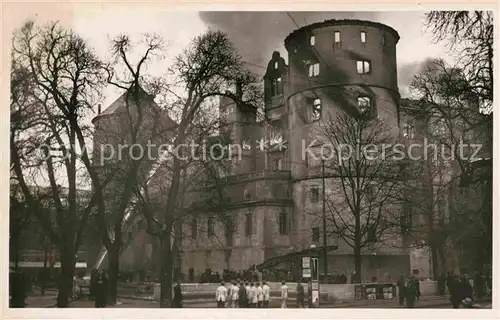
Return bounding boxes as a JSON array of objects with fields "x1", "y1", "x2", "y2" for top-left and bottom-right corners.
[
  {"x1": 404, "y1": 276, "x2": 418, "y2": 308},
  {"x1": 95, "y1": 270, "x2": 108, "y2": 308},
  {"x1": 411, "y1": 276, "x2": 420, "y2": 301},
  {"x1": 460, "y1": 276, "x2": 473, "y2": 303},
  {"x1": 474, "y1": 272, "x2": 484, "y2": 299},
  {"x1": 230, "y1": 281, "x2": 240, "y2": 308},
  {"x1": 262, "y1": 281, "x2": 270, "y2": 308},
  {"x1": 10, "y1": 270, "x2": 26, "y2": 308},
  {"x1": 396, "y1": 275, "x2": 406, "y2": 306},
  {"x1": 251, "y1": 282, "x2": 259, "y2": 308},
  {"x1": 256, "y1": 282, "x2": 264, "y2": 308},
  {"x1": 296, "y1": 281, "x2": 305, "y2": 308},
  {"x1": 239, "y1": 282, "x2": 248, "y2": 308},
  {"x1": 216, "y1": 281, "x2": 228, "y2": 308},
  {"x1": 449, "y1": 276, "x2": 462, "y2": 308},
  {"x1": 246, "y1": 282, "x2": 252, "y2": 307},
  {"x1": 89, "y1": 269, "x2": 98, "y2": 301},
  {"x1": 437, "y1": 274, "x2": 446, "y2": 296},
  {"x1": 280, "y1": 281, "x2": 288, "y2": 308},
  {"x1": 173, "y1": 281, "x2": 183, "y2": 308}
]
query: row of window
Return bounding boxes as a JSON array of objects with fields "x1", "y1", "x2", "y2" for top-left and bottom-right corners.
[
  {"x1": 310, "y1": 31, "x2": 368, "y2": 46},
  {"x1": 189, "y1": 211, "x2": 290, "y2": 239},
  {"x1": 269, "y1": 60, "x2": 371, "y2": 98},
  {"x1": 306, "y1": 60, "x2": 371, "y2": 78},
  {"x1": 309, "y1": 96, "x2": 372, "y2": 122}
]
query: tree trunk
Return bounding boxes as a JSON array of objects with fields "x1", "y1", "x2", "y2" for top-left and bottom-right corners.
[
  {"x1": 353, "y1": 245, "x2": 362, "y2": 283},
  {"x1": 354, "y1": 206, "x2": 362, "y2": 283},
  {"x1": 41, "y1": 240, "x2": 49, "y2": 296},
  {"x1": 160, "y1": 232, "x2": 173, "y2": 308},
  {"x1": 13, "y1": 234, "x2": 20, "y2": 269},
  {"x1": 430, "y1": 242, "x2": 439, "y2": 280},
  {"x1": 107, "y1": 244, "x2": 120, "y2": 305},
  {"x1": 56, "y1": 251, "x2": 75, "y2": 308}
]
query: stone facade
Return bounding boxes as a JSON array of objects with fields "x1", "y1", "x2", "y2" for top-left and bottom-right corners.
[{"x1": 92, "y1": 20, "x2": 435, "y2": 282}]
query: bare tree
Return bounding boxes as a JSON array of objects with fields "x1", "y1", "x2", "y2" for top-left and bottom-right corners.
[
  {"x1": 425, "y1": 11, "x2": 493, "y2": 111},
  {"x1": 117, "y1": 29, "x2": 261, "y2": 307},
  {"x1": 318, "y1": 112, "x2": 406, "y2": 283},
  {"x1": 409, "y1": 59, "x2": 492, "y2": 275},
  {"x1": 10, "y1": 21, "x2": 107, "y2": 307},
  {"x1": 88, "y1": 32, "x2": 172, "y2": 304}
]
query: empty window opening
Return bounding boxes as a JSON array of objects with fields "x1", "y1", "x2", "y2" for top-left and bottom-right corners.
[
  {"x1": 308, "y1": 63, "x2": 320, "y2": 77},
  {"x1": 279, "y1": 211, "x2": 289, "y2": 235},
  {"x1": 245, "y1": 212, "x2": 252, "y2": 236},
  {"x1": 311, "y1": 186, "x2": 320, "y2": 203},
  {"x1": 361, "y1": 31, "x2": 366, "y2": 43},
  {"x1": 207, "y1": 217, "x2": 214, "y2": 237},
  {"x1": 334, "y1": 31, "x2": 341, "y2": 43},
  {"x1": 191, "y1": 218, "x2": 198, "y2": 239},
  {"x1": 312, "y1": 98, "x2": 322, "y2": 121},
  {"x1": 312, "y1": 227, "x2": 320, "y2": 242},
  {"x1": 310, "y1": 35, "x2": 316, "y2": 46},
  {"x1": 357, "y1": 96, "x2": 371, "y2": 114},
  {"x1": 270, "y1": 77, "x2": 283, "y2": 96},
  {"x1": 356, "y1": 61, "x2": 370, "y2": 74}
]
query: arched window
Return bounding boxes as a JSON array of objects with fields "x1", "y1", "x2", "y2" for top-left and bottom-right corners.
[{"x1": 270, "y1": 77, "x2": 283, "y2": 97}]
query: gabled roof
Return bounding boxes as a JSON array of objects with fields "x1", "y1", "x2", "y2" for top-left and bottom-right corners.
[{"x1": 92, "y1": 85, "x2": 176, "y2": 128}]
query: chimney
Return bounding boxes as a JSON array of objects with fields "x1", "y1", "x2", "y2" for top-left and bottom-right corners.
[{"x1": 98, "y1": 104, "x2": 102, "y2": 114}]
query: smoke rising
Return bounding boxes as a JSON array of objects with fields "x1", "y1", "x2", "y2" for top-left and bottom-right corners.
[
  {"x1": 199, "y1": 12, "x2": 431, "y2": 97},
  {"x1": 199, "y1": 12, "x2": 381, "y2": 77}
]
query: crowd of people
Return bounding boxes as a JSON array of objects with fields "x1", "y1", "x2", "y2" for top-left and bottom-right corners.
[
  {"x1": 214, "y1": 280, "x2": 300, "y2": 308},
  {"x1": 199, "y1": 269, "x2": 260, "y2": 284},
  {"x1": 396, "y1": 272, "x2": 490, "y2": 309}
]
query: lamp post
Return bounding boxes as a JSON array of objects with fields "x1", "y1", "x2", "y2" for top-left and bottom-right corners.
[{"x1": 321, "y1": 160, "x2": 328, "y2": 278}]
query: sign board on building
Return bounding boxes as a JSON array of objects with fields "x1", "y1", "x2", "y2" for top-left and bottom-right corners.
[
  {"x1": 302, "y1": 268, "x2": 311, "y2": 278},
  {"x1": 302, "y1": 256, "x2": 310, "y2": 269}
]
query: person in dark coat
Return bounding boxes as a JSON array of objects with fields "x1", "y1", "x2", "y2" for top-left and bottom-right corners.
[
  {"x1": 446, "y1": 273, "x2": 454, "y2": 295},
  {"x1": 94, "y1": 270, "x2": 108, "y2": 308},
  {"x1": 449, "y1": 276, "x2": 462, "y2": 308},
  {"x1": 239, "y1": 282, "x2": 248, "y2": 308},
  {"x1": 89, "y1": 269, "x2": 98, "y2": 301},
  {"x1": 404, "y1": 277, "x2": 418, "y2": 308},
  {"x1": 474, "y1": 273, "x2": 484, "y2": 299},
  {"x1": 10, "y1": 270, "x2": 26, "y2": 308},
  {"x1": 437, "y1": 274, "x2": 446, "y2": 295},
  {"x1": 173, "y1": 281, "x2": 183, "y2": 308},
  {"x1": 397, "y1": 275, "x2": 406, "y2": 306},
  {"x1": 296, "y1": 281, "x2": 305, "y2": 308},
  {"x1": 460, "y1": 276, "x2": 473, "y2": 302},
  {"x1": 411, "y1": 276, "x2": 421, "y2": 300}
]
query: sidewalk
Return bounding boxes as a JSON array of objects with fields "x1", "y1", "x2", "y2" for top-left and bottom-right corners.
[{"x1": 23, "y1": 291, "x2": 491, "y2": 309}]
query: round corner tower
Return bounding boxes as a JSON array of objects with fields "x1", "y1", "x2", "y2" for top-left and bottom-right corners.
[
  {"x1": 284, "y1": 20, "x2": 403, "y2": 265},
  {"x1": 285, "y1": 19, "x2": 400, "y2": 180}
]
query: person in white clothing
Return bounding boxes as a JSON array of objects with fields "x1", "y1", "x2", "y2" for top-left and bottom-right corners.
[
  {"x1": 231, "y1": 281, "x2": 240, "y2": 308},
  {"x1": 246, "y1": 282, "x2": 253, "y2": 307},
  {"x1": 256, "y1": 282, "x2": 264, "y2": 308},
  {"x1": 216, "y1": 281, "x2": 228, "y2": 308},
  {"x1": 251, "y1": 282, "x2": 259, "y2": 307},
  {"x1": 262, "y1": 281, "x2": 271, "y2": 308},
  {"x1": 280, "y1": 281, "x2": 289, "y2": 308}
]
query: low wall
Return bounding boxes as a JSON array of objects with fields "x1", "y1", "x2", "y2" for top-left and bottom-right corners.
[{"x1": 153, "y1": 281, "x2": 438, "y2": 302}]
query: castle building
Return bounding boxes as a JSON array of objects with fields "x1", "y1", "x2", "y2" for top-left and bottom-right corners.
[
  {"x1": 178, "y1": 19, "x2": 414, "y2": 282},
  {"x1": 92, "y1": 19, "x2": 436, "y2": 282}
]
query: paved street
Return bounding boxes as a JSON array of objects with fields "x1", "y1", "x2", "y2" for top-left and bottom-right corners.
[{"x1": 23, "y1": 291, "x2": 491, "y2": 309}]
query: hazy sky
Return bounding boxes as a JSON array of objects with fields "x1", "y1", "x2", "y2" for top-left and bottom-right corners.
[{"x1": 5, "y1": 3, "x2": 456, "y2": 108}]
